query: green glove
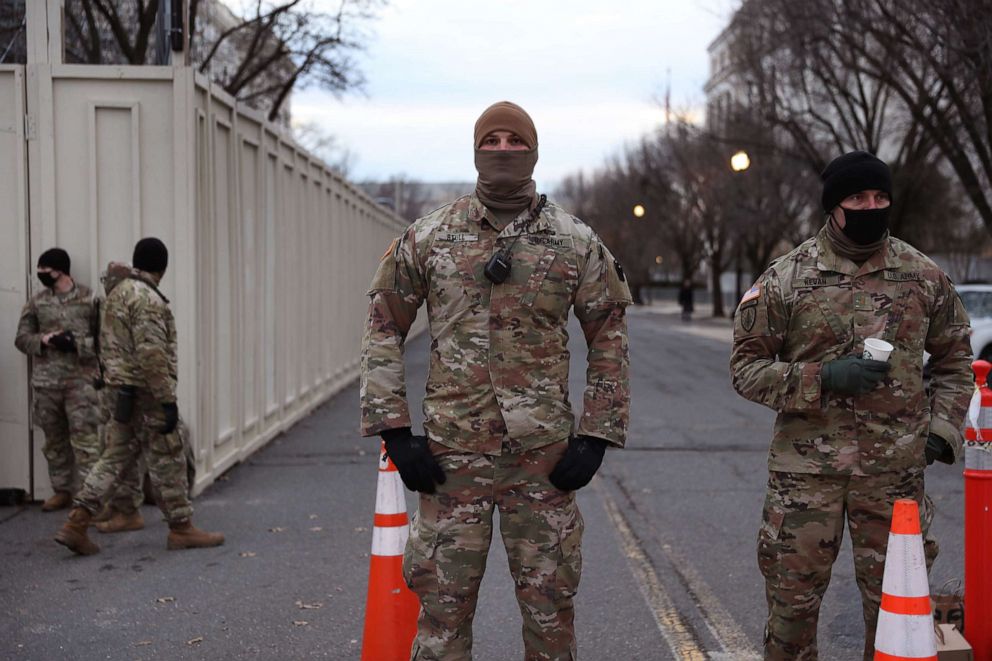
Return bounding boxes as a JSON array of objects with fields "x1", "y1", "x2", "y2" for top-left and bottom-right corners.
[
  {"x1": 925, "y1": 433, "x2": 954, "y2": 465},
  {"x1": 821, "y1": 356, "x2": 891, "y2": 395}
]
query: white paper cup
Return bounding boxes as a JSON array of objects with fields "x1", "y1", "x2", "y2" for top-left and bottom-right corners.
[{"x1": 863, "y1": 338, "x2": 894, "y2": 362}]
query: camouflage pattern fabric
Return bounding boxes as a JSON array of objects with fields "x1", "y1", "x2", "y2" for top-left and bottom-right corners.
[
  {"x1": 404, "y1": 440, "x2": 582, "y2": 661},
  {"x1": 361, "y1": 193, "x2": 632, "y2": 454},
  {"x1": 94, "y1": 385, "x2": 144, "y2": 514},
  {"x1": 75, "y1": 389, "x2": 192, "y2": 523},
  {"x1": 731, "y1": 227, "x2": 972, "y2": 660},
  {"x1": 15, "y1": 283, "x2": 100, "y2": 388},
  {"x1": 758, "y1": 470, "x2": 936, "y2": 661},
  {"x1": 731, "y1": 227, "x2": 973, "y2": 475},
  {"x1": 32, "y1": 385, "x2": 101, "y2": 493},
  {"x1": 100, "y1": 270, "x2": 177, "y2": 403},
  {"x1": 16, "y1": 282, "x2": 101, "y2": 492}
]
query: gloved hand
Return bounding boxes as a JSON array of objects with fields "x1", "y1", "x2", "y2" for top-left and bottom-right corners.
[
  {"x1": 113, "y1": 385, "x2": 137, "y2": 423},
  {"x1": 49, "y1": 330, "x2": 77, "y2": 353},
  {"x1": 925, "y1": 433, "x2": 954, "y2": 465},
  {"x1": 821, "y1": 356, "x2": 891, "y2": 395},
  {"x1": 549, "y1": 435, "x2": 609, "y2": 492},
  {"x1": 382, "y1": 427, "x2": 446, "y2": 494},
  {"x1": 160, "y1": 402, "x2": 179, "y2": 434}
]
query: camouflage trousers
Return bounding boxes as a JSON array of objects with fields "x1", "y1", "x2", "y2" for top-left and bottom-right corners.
[
  {"x1": 758, "y1": 470, "x2": 937, "y2": 661},
  {"x1": 32, "y1": 383, "x2": 102, "y2": 493},
  {"x1": 403, "y1": 440, "x2": 583, "y2": 661},
  {"x1": 102, "y1": 419, "x2": 196, "y2": 514},
  {"x1": 75, "y1": 388, "x2": 192, "y2": 523}
]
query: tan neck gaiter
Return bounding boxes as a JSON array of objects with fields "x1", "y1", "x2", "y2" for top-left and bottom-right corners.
[{"x1": 474, "y1": 148, "x2": 538, "y2": 211}]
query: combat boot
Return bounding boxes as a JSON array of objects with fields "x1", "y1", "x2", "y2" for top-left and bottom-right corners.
[
  {"x1": 54, "y1": 507, "x2": 100, "y2": 555},
  {"x1": 41, "y1": 491, "x2": 71, "y2": 511},
  {"x1": 95, "y1": 509, "x2": 145, "y2": 534},
  {"x1": 166, "y1": 520, "x2": 224, "y2": 550}
]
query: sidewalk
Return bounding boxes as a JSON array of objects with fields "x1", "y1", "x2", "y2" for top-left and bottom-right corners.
[
  {"x1": 0, "y1": 331, "x2": 661, "y2": 660},
  {"x1": 634, "y1": 301, "x2": 734, "y2": 344}
]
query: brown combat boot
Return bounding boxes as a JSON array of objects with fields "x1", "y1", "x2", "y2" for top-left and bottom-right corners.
[
  {"x1": 95, "y1": 509, "x2": 145, "y2": 534},
  {"x1": 166, "y1": 520, "x2": 224, "y2": 550},
  {"x1": 41, "y1": 491, "x2": 72, "y2": 512},
  {"x1": 54, "y1": 507, "x2": 100, "y2": 555}
]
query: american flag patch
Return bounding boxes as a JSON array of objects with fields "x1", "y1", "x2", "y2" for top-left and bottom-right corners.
[{"x1": 740, "y1": 283, "x2": 760, "y2": 304}]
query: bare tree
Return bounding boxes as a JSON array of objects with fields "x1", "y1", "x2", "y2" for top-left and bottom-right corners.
[
  {"x1": 293, "y1": 119, "x2": 355, "y2": 176},
  {"x1": 194, "y1": 0, "x2": 381, "y2": 122},
  {"x1": 64, "y1": 0, "x2": 161, "y2": 64}
]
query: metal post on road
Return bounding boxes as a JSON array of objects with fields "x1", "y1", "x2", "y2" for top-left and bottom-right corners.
[{"x1": 964, "y1": 359, "x2": 992, "y2": 660}]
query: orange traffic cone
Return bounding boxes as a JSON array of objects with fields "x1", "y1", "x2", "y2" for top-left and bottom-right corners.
[
  {"x1": 873, "y1": 499, "x2": 937, "y2": 661},
  {"x1": 361, "y1": 442, "x2": 420, "y2": 661}
]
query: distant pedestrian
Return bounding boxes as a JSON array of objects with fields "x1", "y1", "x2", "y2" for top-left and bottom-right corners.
[
  {"x1": 361, "y1": 101, "x2": 631, "y2": 660},
  {"x1": 678, "y1": 279, "x2": 694, "y2": 322},
  {"x1": 56, "y1": 239, "x2": 223, "y2": 555},
  {"x1": 15, "y1": 248, "x2": 101, "y2": 511},
  {"x1": 730, "y1": 151, "x2": 973, "y2": 659}
]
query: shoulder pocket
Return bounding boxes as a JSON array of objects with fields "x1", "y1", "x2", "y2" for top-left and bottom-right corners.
[
  {"x1": 368, "y1": 240, "x2": 399, "y2": 294},
  {"x1": 605, "y1": 256, "x2": 633, "y2": 305}
]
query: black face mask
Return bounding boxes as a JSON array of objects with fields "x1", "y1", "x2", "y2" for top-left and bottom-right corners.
[
  {"x1": 840, "y1": 207, "x2": 889, "y2": 245},
  {"x1": 37, "y1": 271, "x2": 58, "y2": 288}
]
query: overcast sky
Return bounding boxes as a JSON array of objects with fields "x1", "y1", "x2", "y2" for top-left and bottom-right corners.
[{"x1": 286, "y1": 0, "x2": 736, "y2": 185}]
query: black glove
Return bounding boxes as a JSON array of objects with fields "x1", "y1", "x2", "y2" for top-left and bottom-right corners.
[
  {"x1": 48, "y1": 330, "x2": 77, "y2": 353},
  {"x1": 821, "y1": 356, "x2": 891, "y2": 395},
  {"x1": 925, "y1": 433, "x2": 954, "y2": 466},
  {"x1": 549, "y1": 435, "x2": 609, "y2": 492},
  {"x1": 160, "y1": 402, "x2": 179, "y2": 434},
  {"x1": 382, "y1": 427, "x2": 446, "y2": 494},
  {"x1": 113, "y1": 385, "x2": 137, "y2": 423}
]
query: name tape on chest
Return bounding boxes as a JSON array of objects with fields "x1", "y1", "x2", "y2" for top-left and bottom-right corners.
[
  {"x1": 438, "y1": 232, "x2": 479, "y2": 243},
  {"x1": 883, "y1": 270, "x2": 922, "y2": 282},
  {"x1": 790, "y1": 275, "x2": 844, "y2": 289},
  {"x1": 527, "y1": 235, "x2": 566, "y2": 248}
]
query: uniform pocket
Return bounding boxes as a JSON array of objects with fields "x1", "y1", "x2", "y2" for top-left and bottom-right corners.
[
  {"x1": 555, "y1": 511, "x2": 584, "y2": 600},
  {"x1": 403, "y1": 512, "x2": 439, "y2": 598},
  {"x1": 756, "y1": 504, "x2": 786, "y2": 581}
]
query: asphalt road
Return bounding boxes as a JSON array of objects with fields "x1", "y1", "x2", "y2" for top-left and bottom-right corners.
[{"x1": 0, "y1": 305, "x2": 966, "y2": 660}]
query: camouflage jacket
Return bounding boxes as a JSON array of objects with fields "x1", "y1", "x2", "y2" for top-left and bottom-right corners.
[
  {"x1": 101, "y1": 269, "x2": 177, "y2": 403},
  {"x1": 15, "y1": 282, "x2": 99, "y2": 387},
  {"x1": 730, "y1": 227, "x2": 973, "y2": 475},
  {"x1": 361, "y1": 194, "x2": 632, "y2": 454}
]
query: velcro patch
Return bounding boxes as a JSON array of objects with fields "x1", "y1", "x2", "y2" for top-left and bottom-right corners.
[
  {"x1": 883, "y1": 270, "x2": 922, "y2": 282},
  {"x1": 740, "y1": 283, "x2": 760, "y2": 305}
]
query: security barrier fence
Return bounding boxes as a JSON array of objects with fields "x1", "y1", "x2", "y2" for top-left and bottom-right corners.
[{"x1": 0, "y1": 7, "x2": 411, "y2": 499}]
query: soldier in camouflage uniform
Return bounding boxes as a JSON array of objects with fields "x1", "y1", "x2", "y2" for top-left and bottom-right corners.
[
  {"x1": 730, "y1": 152, "x2": 973, "y2": 660},
  {"x1": 15, "y1": 248, "x2": 101, "y2": 511},
  {"x1": 55, "y1": 239, "x2": 223, "y2": 555},
  {"x1": 361, "y1": 101, "x2": 631, "y2": 661}
]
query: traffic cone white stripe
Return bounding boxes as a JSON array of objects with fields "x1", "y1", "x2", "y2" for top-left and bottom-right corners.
[
  {"x1": 880, "y1": 534, "x2": 930, "y2": 598},
  {"x1": 873, "y1": 499, "x2": 936, "y2": 661},
  {"x1": 874, "y1": 611, "x2": 937, "y2": 658},
  {"x1": 372, "y1": 523, "x2": 410, "y2": 556},
  {"x1": 374, "y1": 469, "x2": 407, "y2": 516}
]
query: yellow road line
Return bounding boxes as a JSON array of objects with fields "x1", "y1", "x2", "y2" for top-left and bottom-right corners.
[{"x1": 597, "y1": 480, "x2": 708, "y2": 660}]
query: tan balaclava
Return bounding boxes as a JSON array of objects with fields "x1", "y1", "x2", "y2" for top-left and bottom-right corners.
[{"x1": 473, "y1": 101, "x2": 539, "y2": 211}]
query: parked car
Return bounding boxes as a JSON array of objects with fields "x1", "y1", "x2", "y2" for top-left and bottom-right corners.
[{"x1": 957, "y1": 284, "x2": 992, "y2": 361}]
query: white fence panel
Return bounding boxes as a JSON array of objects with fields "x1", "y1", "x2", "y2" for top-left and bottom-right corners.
[
  {"x1": 2, "y1": 61, "x2": 411, "y2": 499},
  {"x1": 0, "y1": 66, "x2": 32, "y2": 495}
]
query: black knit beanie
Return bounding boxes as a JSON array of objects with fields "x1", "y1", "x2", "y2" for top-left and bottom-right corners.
[
  {"x1": 133, "y1": 238, "x2": 169, "y2": 274},
  {"x1": 37, "y1": 248, "x2": 70, "y2": 274},
  {"x1": 820, "y1": 151, "x2": 892, "y2": 212}
]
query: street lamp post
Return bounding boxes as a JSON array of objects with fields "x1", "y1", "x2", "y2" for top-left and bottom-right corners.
[{"x1": 730, "y1": 151, "x2": 751, "y2": 305}]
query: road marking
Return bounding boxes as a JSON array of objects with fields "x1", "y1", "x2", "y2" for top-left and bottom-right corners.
[
  {"x1": 597, "y1": 479, "x2": 707, "y2": 660},
  {"x1": 596, "y1": 478, "x2": 761, "y2": 660}
]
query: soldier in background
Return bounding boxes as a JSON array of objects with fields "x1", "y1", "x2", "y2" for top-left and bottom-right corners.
[
  {"x1": 55, "y1": 238, "x2": 223, "y2": 555},
  {"x1": 361, "y1": 101, "x2": 631, "y2": 660},
  {"x1": 89, "y1": 261, "x2": 200, "y2": 534},
  {"x1": 730, "y1": 151, "x2": 973, "y2": 660},
  {"x1": 15, "y1": 248, "x2": 101, "y2": 511}
]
